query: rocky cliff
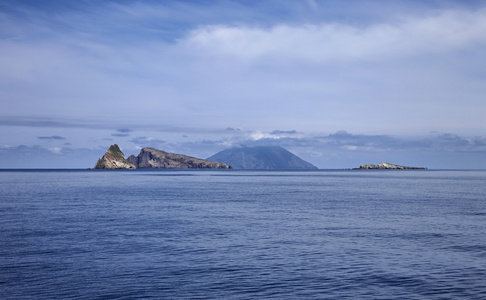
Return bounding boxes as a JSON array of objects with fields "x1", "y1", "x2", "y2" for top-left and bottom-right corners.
[
  {"x1": 355, "y1": 162, "x2": 427, "y2": 170},
  {"x1": 207, "y1": 146, "x2": 318, "y2": 170},
  {"x1": 94, "y1": 144, "x2": 136, "y2": 169},
  {"x1": 127, "y1": 147, "x2": 230, "y2": 169}
]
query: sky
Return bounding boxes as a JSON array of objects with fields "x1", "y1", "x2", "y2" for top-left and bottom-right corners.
[{"x1": 1, "y1": 0, "x2": 486, "y2": 169}]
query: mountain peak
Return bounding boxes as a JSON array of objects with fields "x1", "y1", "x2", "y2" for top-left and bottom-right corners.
[{"x1": 207, "y1": 146, "x2": 318, "y2": 170}]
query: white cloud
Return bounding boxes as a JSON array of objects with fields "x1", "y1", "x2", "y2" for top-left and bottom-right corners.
[
  {"x1": 249, "y1": 131, "x2": 280, "y2": 141},
  {"x1": 48, "y1": 147, "x2": 62, "y2": 154},
  {"x1": 181, "y1": 9, "x2": 486, "y2": 62}
]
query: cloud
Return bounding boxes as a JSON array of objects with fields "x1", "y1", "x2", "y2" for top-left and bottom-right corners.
[
  {"x1": 247, "y1": 130, "x2": 302, "y2": 141},
  {"x1": 0, "y1": 116, "x2": 230, "y2": 135},
  {"x1": 129, "y1": 136, "x2": 166, "y2": 146},
  {"x1": 248, "y1": 131, "x2": 280, "y2": 141},
  {"x1": 1, "y1": 117, "x2": 93, "y2": 129},
  {"x1": 2, "y1": 4, "x2": 485, "y2": 137},
  {"x1": 111, "y1": 133, "x2": 130, "y2": 137},
  {"x1": 429, "y1": 133, "x2": 486, "y2": 152},
  {"x1": 37, "y1": 135, "x2": 66, "y2": 140},
  {"x1": 182, "y1": 9, "x2": 486, "y2": 63},
  {"x1": 0, "y1": 145, "x2": 103, "y2": 168},
  {"x1": 116, "y1": 128, "x2": 131, "y2": 133},
  {"x1": 236, "y1": 130, "x2": 486, "y2": 154},
  {"x1": 48, "y1": 147, "x2": 62, "y2": 154},
  {"x1": 270, "y1": 130, "x2": 298, "y2": 135}
]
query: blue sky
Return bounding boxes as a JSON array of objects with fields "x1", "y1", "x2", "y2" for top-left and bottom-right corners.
[{"x1": 1, "y1": 0, "x2": 486, "y2": 169}]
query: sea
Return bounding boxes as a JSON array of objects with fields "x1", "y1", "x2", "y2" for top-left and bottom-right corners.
[{"x1": 1, "y1": 169, "x2": 485, "y2": 299}]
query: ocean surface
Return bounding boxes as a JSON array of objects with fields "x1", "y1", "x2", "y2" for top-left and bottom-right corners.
[{"x1": 1, "y1": 169, "x2": 485, "y2": 299}]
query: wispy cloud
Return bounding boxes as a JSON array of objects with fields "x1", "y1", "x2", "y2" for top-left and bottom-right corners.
[
  {"x1": 129, "y1": 136, "x2": 166, "y2": 146},
  {"x1": 48, "y1": 147, "x2": 62, "y2": 154},
  {"x1": 37, "y1": 135, "x2": 65, "y2": 140},
  {"x1": 1, "y1": 117, "x2": 96, "y2": 129},
  {"x1": 116, "y1": 128, "x2": 131, "y2": 133},
  {"x1": 0, "y1": 116, "x2": 231, "y2": 135},
  {"x1": 110, "y1": 128, "x2": 131, "y2": 137}
]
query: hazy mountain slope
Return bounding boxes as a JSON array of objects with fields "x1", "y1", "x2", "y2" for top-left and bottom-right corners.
[{"x1": 207, "y1": 146, "x2": 318, "y2": 170}]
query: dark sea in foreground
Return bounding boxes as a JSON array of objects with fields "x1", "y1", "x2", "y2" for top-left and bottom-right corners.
[{"x1": 1, "y1": 169, "x2": 485, "y2": 299}]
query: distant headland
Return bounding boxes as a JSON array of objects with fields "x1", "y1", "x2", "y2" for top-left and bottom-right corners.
[{"x1": 354, "y1": 162, "x2": 427, "y2": 170}]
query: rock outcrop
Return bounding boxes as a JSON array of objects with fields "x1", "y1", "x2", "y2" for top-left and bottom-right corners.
[
  {"x1": 355, "y1": 162, "x2": 427, "y2": 170},
  {"x1": 94, "y1": 144, "x2": 136, "y2": 169},
  {"x1": 207, "y1": 146, "x2": 318, "y2": 170},
  {"x1": 127, "y1": 147, "x2": 230, "y2": 169}
]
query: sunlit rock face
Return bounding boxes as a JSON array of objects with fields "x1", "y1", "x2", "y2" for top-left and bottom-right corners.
[{"x1": 94, "y1": 144, "x2": 136, "y2": 169}]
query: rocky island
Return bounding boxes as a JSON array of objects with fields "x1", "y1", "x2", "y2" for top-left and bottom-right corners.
[
  {"x1": 94, "y1": 144, "x2": 136, "y2": 169},
  {"x1": 354, "y1": 162, "x2": 427, "y2": 170},
  {"x1": 127, "y1": 147, "x2": 230, "y2": 169},
  {"x1": 94, "y1": 145, "x2": 230, "y2": 169}
]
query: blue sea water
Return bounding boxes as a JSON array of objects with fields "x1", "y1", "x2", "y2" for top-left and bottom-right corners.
[{"x1": 1, "y1": 169, "x2": 485, "y2": 299}]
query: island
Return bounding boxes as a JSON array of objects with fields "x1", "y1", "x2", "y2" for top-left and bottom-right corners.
[
  {"x1": 207, "y1": 146, "x2": 318, "y2": 170},
  {"x1": 94, "y1": 144, "x2": 136, "y2": 169},
  {"x1": 94, "y1": 144, "x2": 230, "y2": 169},
  {"x1": 354, "y1": 162, "x2": 427, "y2": 170}
]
